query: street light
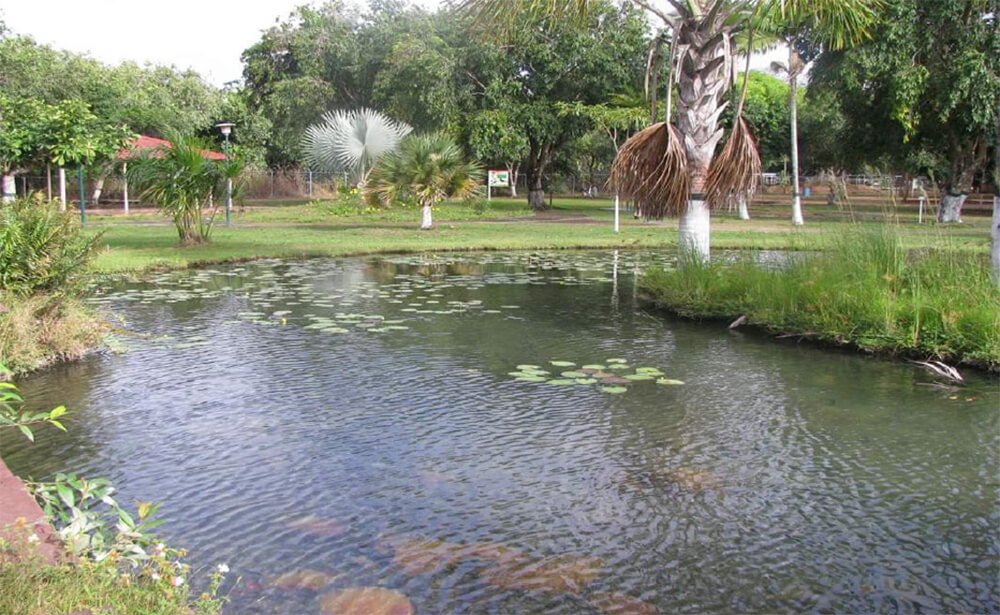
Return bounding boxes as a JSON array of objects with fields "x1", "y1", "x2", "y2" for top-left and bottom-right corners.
[{"x1": 216, "y1": 122, "x2": 236, "y2": 227}]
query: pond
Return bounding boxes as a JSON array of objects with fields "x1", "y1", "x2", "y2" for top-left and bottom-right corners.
[{"x1": 4, "y1": 250, "x2": 998, "y2": 614}]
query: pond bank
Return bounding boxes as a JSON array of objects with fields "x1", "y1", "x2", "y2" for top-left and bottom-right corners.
[{"x1": 639, "y1": 229, "x2": 1000, "y2": 373}]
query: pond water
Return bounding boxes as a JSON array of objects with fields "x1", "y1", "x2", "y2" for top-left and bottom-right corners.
[{"x1": 4, "y1": 250, "x2": 998, "y2": 615}]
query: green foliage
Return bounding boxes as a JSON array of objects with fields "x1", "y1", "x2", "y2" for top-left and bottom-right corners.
[
  {"x1": 468, "y1": 110, "x2": 530, "y2": 168},
  {"x1": 368, "y1": 133, "x2": 483, "y2": 208},
  {"x1": 812, "y1": 0, "x2": 998, "y2": 187},
  {"x1": 641, "y1": 226, "x2": 1000, "y2": 368},
  {"x1": 0, "y1": 196, "x2": 101, "y2": 295},
  {"x1": 722, "y1": 71, "x2": 791, "y2": 171},
  {"x1": 128, "y1": 135, "x2": 244, "y2": 245},
  {"x1": 0, "y1": 363, "x2": 67, "y2": 441}
]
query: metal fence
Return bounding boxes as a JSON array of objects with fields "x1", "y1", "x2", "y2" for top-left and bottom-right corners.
[{"x1": 5, "y1": 168, "x2": 992, "y2": 209}]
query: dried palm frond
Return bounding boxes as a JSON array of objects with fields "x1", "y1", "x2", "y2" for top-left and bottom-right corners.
[
  {"x1": 609, "y1": 122, "x2": 689, "y2": 219},
  {"x1": 705, "y1": 116, "x2": 761, "y2": 211}
]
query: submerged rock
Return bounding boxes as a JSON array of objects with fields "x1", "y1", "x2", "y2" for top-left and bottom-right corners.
[
  {"x1": 287, "y1": 515, "x2": 349, "y2": 537},
  {"x1": 589, "y1": 592, "x2": 659, "y2": 615},
  {"x1": 480, "y1": 553, "x2": 604, "y2": 594},
  {"x1": 319, "y1": 587, "x2": 415, "y2": 615},
  {"x1": 270, "y1": 569, "x2": 337, "y2": 591}
]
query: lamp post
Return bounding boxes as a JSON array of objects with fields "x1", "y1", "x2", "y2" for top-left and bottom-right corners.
[{"x1": 216, "y1": 122, "x2": 235, "y2": 227}]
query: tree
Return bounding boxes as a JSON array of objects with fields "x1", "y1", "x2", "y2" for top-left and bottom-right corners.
[
  {"x1": 128, "y1": 135, "x2": 241, "y2": 245},
  {"x1": 367, "y1": 133, "x2": 483, "y2": 229},
  {"x1": 462, "y1": 1, "x2": 649, "y2": 210},
  {"x1": 0, "y1": 95, "x2": 45, "y2": 202},
  {"x1": 302, "y1": 108, "x2": 412, "y2": 185},
  {"x1": 812, "y1": 0, "x2": 999, "y2": 224},
  {"x1": 463, "y1": 0, "x2": 881, "y2": 258},
  {"x1": 467, "y1": 110, "x2": 529, "y2": 197}
]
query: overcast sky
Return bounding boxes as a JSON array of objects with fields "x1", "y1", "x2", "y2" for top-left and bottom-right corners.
[{"x1": 1, "y1": 0, "x2": 786, "y2": 86}]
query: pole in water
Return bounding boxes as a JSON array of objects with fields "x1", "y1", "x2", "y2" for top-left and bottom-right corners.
[{"x1": 77, "y1": 167, "x2": 86, "y2": 226}]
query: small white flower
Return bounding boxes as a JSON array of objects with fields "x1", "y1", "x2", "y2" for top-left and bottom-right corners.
[
  {"x1": 216, "y1": 563, "x2": 230, "y2": 574},
  {"x1": 153, "y1": 542, "x2": 166, "y2": 554},
  {"x1": 27, "y1": 534, "x2": 39, "y2": 544},
  {"x1": 151, "y1": 573, "x2": 161, "y2": 581},
  {"x1": 172, "y1": 576, "x2": 184, "y2": 587}
]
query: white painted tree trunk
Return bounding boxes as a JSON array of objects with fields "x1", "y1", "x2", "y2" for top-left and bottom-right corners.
[
  {"x1": 938, "y1": 193, "x2": 966, "y2": 223},
  {"x1": 507, "y1": 163, "x2": 518, "y2": 198},
  {"x1": 992, "y1": 194, "x2": 999, "y2": 282},
  {"x1": 789, "y1": 64, "x2": 804, "y2": 227},
  {"x1": 614, "y1": 194, "x2": 620, "y2": 233},
  {"x1": 421, "y1": 204, "x2": 433, "y2": 229},
  {"x1": 91, "y1": 176, "x2": 106, "y2": 204},
  {"x1": 46, "y1": 164, "x2": 52, "y2": 200},
  {"x1": 122, "y1": 163, "x2": 129, "y2": 213},
  {"x1": 58, "y1": 168, "x2": 67, "y2": 212},
  {"x1": 738, "y1": 195, "x2": 750, "y2": 220},
  {"x1": 1, "y1": 174, "x2": 15, "y2": 203},
  {"x1": 678, "y1": 199, "x2": 711, "y2": 262}
]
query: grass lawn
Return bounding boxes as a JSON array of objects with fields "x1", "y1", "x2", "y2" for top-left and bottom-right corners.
[{"x1": 86, "y1": 197, "x2": 994, "y2": 273}]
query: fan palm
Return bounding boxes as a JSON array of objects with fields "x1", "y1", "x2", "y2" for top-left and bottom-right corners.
[
  {"x1": 302, "y1": 108, "x2": 412, "y2": 185},
  {"x1": 462, "y1": 0, "x2": 880, "y2": 259},
  {"x1": 367, "y1": 133, "x2": 484, "y2": 229}
]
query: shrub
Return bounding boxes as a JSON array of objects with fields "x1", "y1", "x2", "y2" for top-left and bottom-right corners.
[{"x1": 0, "y1": 196, "x2": 101, "y2": 296}]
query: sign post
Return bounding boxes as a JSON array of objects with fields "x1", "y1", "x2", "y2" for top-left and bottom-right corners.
[{"x1": 488, "y1": 169, "x2": 510, "y2": 202}]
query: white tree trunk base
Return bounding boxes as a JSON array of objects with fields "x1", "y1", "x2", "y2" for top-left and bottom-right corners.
[
  {"x1": 421, "y1": 205, "x2": 433, "y2": 230},
  {"x1": 938, "y1": 193, "x2": 966, "y2": 223},
  {"x1": 679, "y1": 199, "x2": 711, "y2": 262},
  {"x1": 1, "y1": 174, "x2": 15, "y2": 203},
  {"x1": 792, "y1": 195, "x2": 804, "y2": 226},
  {"x1": 58, "y1": 168, "x2": 67, "y2": 212},
  {"x1": 738, "y1": 196, "x2": 750, "y2": 220}
]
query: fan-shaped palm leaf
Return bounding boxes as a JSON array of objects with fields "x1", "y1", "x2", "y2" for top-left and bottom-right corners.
[{"x1": 302, "y1": 108, "x2": 412, "y2": 182}]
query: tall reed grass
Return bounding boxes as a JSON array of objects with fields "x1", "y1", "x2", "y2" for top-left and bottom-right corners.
[{"x1": 641, "y1": 226, "x2": 1000, "y2": 370}]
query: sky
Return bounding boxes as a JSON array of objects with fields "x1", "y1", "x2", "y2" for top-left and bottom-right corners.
[{"x1": 1, "y1": 0, "x2": 786, "y2": 86}]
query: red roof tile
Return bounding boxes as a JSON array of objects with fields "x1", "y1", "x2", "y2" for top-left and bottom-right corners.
[{"x1": 117, "y1": 135, "x2": 227, "y2": 161}]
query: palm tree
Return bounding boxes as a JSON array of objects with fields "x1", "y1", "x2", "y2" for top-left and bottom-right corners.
[
  {"x1": 128, "y1": 134, "x2": 241, "y2": 245},
  {"x1": 462, "y1": 0, "x2": 880, "y2": 259},
  {"x1": 302, "y1": 108, "x2": 412, "y2": 186},
  {"x1": 367, "y1": 133, "x2": 483, "y2": 229}
]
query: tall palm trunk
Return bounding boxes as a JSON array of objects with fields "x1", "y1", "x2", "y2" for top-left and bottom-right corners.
[
  {"x1": 788, "y1": 47, "x2": 804, "y2": 226},
  {"x1": 676, "y1": 17, "x2": 730, "y2": 260}
]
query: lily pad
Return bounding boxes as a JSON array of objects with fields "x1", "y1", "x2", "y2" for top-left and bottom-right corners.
[
  {"x1": 600, "y1": 386, "x2": 628, "y2": 394},
  {"x1": 550, "y1": 360, "x2": 576, "y2": 367},
  {"x1": 607, "y1": 364, "x2": 631, "y2": 371},
  {"x1": 480, "y1": 554, "x2": 603, "y2": 594},
  {"x1": 547, "y1": 379, "x2": 577, "y2": 386},
  {"x1": 575, "y1": 378, "x2": 598, "y2": 385},
  {"x1": 517, "y1": 364, "x2": 541, "y2": 370},
  {"x1": 561, "y1": 371, "x2": 587, "y2": 378},
  {"x1": 606, "y1": 358, "x2": 628, "y2": 364},
  {"x1": 656, "y1": 378, "x2": 685, "y2": 385},
  {"x1": 319, "y1": 587, "x2": 415, "y2": 615},
  {"x1": 515, "y1": 375, "x2": 548, "y2": 383},
  {"x1": 624, "y1": 374, "x2": 654, "y2": 381},
  {"x1": 636, "y1": 367, "x2": 665, "y2": 376}
]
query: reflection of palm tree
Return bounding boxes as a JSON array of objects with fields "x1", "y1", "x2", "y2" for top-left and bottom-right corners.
[{"x1": 462, "y1": 0, "x2": 879, "y2": 260}]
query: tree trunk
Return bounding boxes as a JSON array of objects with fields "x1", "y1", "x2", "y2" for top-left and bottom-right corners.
[
  {"x1": 675, "y1": 17, "x2": 730, "y2": 261},
  {"x1": 679, "y1": 197, "x2": 711, "y2": 261},
  {"x1": 738, "y1": 195, "x2": 750, "y2": 220},
  {"x1": 58, "y1": 168, "x2": 67, "y2": 212},
  {"x1": 789, "y1": 49, "x2": 804, "y2": 226},
  {"x1": 421, "y1": 204, "x2": 433, "y2": 229},
  {"x1": 1, "y1": 174, "x2": 15, "y2": 203},
  {"x1": 91, "y1": 175, "x2": 106, "y2": 205},
  {"x1": 46, "y1": 164, "x2": 52, "y2": 201},
  {"x1": 507, "y1": 163, "x2": 519, "y2": 198},
  {"x1": 992, "y1": 194, "x2": 999, "y2": 282},
  {"x1": 938, "y1": 192, "x2": 966, "y2": 223}
]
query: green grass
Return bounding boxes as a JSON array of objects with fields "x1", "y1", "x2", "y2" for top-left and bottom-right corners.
[
  {"x1": 85, "y1": 198, "x2": 991, "y2": 273},
  {"x1": 0, "y1": 557, "x2": 221, "y2": 615},
  {"x1": 640, "y1": 225, "x2": 1000, "y2": 370}
]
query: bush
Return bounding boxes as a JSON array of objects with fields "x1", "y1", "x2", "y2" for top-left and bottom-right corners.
[{"x1": 0, "y1": 196, "x2": 101, "y2": 296}]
